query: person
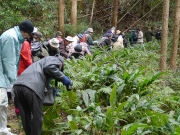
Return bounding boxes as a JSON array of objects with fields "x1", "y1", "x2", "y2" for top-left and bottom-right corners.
[
  {"x1": 69, "y1": 42, "x2": 92, "y2": 58},
  {"x1": 144, "y1": 27, "x2": 154, "y2": 42},
  {"x1": 84, "y1": 28, "x2": 94, "y2": 52},
  {"x1": 112, "y1": 35, "x2": 124, "y2": 50},
  {"x1": 128, "y1": 28, "x2": 137, "y2": 47},
  {"x1": 0, "y1": 20, "x2": 34, "y2": 135},
  {"x1": 59, "y1": 36, "x2": 74, "y2": 58},
  {"x1": 136, "y1": 28, "x2": 144, "y2": 44},
  {"x1": 15, "y1": 35, "x2": 34, "y2": 118},
  {"x1": 31, "y1": 31, "x2": 49, "y2": 62},
  {"x1": 155, "y1": 28, "x2": 162, "y2": 41},
  {"x1": 71, "y1": 33, "x2": 84, "y2": 47},
  {"x1": 55, "y1": 31, "x2": 64, "y2": 44},
  {"x1": 115, "y1": 30, "x2": 128, "y2": 48},
  {"x1": 98, "y1": 33, "x2": 112, "y2": 50},
  {"x1": 13, "y1": 55, "x2": 72, "y2": 135},
  {"x1": 103, "y1": 26, "x2": 116, "y2": 39},
  {"x1": 44, "y1": 38, "x2": 60, "y2": 56}
]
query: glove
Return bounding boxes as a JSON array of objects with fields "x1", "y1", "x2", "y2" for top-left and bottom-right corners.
[
  {"x1": 62, "y1": 76, "x2": 73, "y2": 91},
  {"x1": 62, "y1": 76, "x2": 71, "y2": 86}
]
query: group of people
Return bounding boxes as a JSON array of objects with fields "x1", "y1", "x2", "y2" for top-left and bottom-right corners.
[
  {"x1": 0, "y1": 20, "x2": 73, "y2": 135},
  {"x1": 0, "y1": 19, "x2": 163, "y2": 135},
  {"x1": 128, "y1": 27, "x2": 162, "y2": 47}
]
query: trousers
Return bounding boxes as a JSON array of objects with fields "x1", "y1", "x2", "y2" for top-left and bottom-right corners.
[
  {"x1": 13, "y1": 85, "x2": 43, "y2": 135},
  {"x1": 0, "y1": 88, "x2": 8, "y2": 133}
]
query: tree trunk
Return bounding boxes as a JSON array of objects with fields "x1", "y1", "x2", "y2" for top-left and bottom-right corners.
[
  {"x1": 169, "y1": 0, "x2": 180, "y2": 69},
  {"x1": 58, "y1": 0, "x2": 64, "y2": 36},
  {"x1": 112, "y1": 0, "x2": 118, "y2": 29},
  {"x1": 159, "y1": 0, "x2": 169, "y2": 71},
  {"x1": 71, "y1": 0, "x2": 77, "y2": 26},
  {"x1": 141, "y1": 0, "x2": 145, "y2": 16},
  {"x1": 90, "y1": 0, "x2": 95, "y2": 26}
]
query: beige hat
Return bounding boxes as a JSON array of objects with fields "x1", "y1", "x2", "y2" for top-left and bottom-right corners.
[
  {"x1": 49, "y1": 38, "x2": 59, "y2": 48},
  {"x1": 87, "y1": 28, "x2": 93, "y2": 33},
  {"x1": 65, "y1": 36, "x2": 74, "y2": 42},
  {"x1": 116, "y1": 30, "x2": 121, "y2": 35}
]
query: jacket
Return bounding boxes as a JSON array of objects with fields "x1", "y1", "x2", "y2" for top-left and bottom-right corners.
[
  {"x1": 129, "y1": 30, "x2": 137, "y2": 44},
  {"x1": 137, "y1": 31, "x2": 143, "y2": 43},
  {"x1": 59, "y1": 40, "x2": 69, "y2": 58},
  {"x1": 69, "y1": 42, "x2": 91, "y2": 56},
  {"x1": 0, "y1": 26, "x2": 25, "y2": 88},
  {"x1": 86, "y1": 33, "x2": 94, "y2": 46},
  {"x1": 14, "y1": 55, "x2": 65, "y2": 101},
  {"x1": 145, "y1": 29, "x2": 154, "y2": 42},
  {"x1": 112, "y1": 36, "x2": 124, "y2": 50},
  {"x1": 17, "y1": 41, "x2": 33, "y2": 76}
]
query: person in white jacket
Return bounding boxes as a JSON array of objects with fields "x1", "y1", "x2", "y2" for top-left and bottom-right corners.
[{"x1": 136, "y1": 28, "x2": 143, "y2": 44}]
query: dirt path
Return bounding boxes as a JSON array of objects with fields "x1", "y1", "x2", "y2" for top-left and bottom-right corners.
[{"x1": 7, "y1": 100, "x2": 24, "y2": 135}]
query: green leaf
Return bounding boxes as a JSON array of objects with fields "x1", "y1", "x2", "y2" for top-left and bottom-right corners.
[
  {"x1": 69, "y1": 120, "x2": 78, "y2": 130},
  {"x1": 110, "y1": 85, "x2": 117, "y2": 108}
]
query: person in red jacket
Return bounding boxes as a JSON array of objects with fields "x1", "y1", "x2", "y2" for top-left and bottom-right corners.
[
  {"x1": 17, "y1": 40, "x2": 33, "y2": 76},
  {"x1": 15, "y1": 38, "x2": 33, "y2": 117}
]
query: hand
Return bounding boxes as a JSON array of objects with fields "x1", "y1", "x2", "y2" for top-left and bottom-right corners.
[{"x1": 62, "y1": 76, "x2": 72, "y2": 86}]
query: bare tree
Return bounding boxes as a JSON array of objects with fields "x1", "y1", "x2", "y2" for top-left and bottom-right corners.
[
  {"x1": 169, "y1": 0, "x2": 180, "y2": 69},
  {"x1": 112, "y1": 0, "x2": 118, "y2": 29},
  {"x1": 159, "y1": 0, "x2": 170, "y2": 71},
  {"x1": 71, "y1": 0, "x2": 77, "y2": 26},
  {"x1": 90, "y1": 0, "x2": 96, "y2": 26},
  {"x1": 58, "y1": 0, "x2": 65, "y2": 35}
]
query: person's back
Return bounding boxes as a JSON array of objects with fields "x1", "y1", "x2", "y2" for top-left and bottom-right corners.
[
  {"x1": 129, "y1": 28, "x2": 137, "y2": 46},
  {"x1": 136, "y1": 29, "x2": 143, "y2": 44},
  {"x1": 155, "y1": 30, "x2": 162, "y2": 40},
  {"x1": 145, "y1": 29, "x2": 154, "y2": 42},
  {"x1": 69, "y1": 42, "x2": 91, "y2": 58},
  {"x1": 112, "y1": 35, "x2": 124, "y2": 50}
]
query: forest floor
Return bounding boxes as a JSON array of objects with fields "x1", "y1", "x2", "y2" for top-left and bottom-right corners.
[{"x1": 7, "y1": 100, "x2": 24, "y2": 135}]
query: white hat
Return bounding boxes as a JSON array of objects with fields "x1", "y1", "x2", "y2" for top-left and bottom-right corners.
[
  {"x1": 33, "y1": 27, "x2": 38, "y2": 33},
  {"x1": 65, "y1": 36, "x2": 74, "y2": 42},
  {"x1": 49, "y1": 38, "x2": 59, "y2": 48},
  {"x1": 87, "y1": 28, "x2": 93, "y2": 33}
]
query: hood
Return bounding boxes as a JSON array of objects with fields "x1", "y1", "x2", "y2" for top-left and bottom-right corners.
[{"x1": 14, "y1": 26, "x2": 25, "y2": 44}]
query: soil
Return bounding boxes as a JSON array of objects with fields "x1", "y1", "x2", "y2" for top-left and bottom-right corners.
[{"x1": 7, "y1": 100, "x2": 25, "y2": 135}]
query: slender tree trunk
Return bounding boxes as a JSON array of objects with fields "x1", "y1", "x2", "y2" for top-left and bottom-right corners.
[
  {"x1": 169, "y1": 0, "x2": 180, "y2": 69},
  {"x1": 112, "y1": 0, "x2": 118, "y2": 29},
  {"x1": 159, "y1": 0, "x2": 169, "y2": 71},
  {"x1": 141, "y1": 0, "x2": 145, "y2": 16},
  {"x1": 71, "y1": 0, "x2": 77, "y2": 26},
  {"x1": 58, "y1": 0, "x2": 64, "y2": 36},
  {"x1": 90, "y1": 0, "x2": 95, "y2": 26}
]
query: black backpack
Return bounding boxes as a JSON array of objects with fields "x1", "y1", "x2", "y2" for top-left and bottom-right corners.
[{"x1": 132, "y1": 32, "x2": 138, "y2": 41}]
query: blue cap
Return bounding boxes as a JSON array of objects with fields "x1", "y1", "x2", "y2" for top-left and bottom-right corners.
[{"x1": 77, "y1": 33, "x2": 84, "y2": 39}]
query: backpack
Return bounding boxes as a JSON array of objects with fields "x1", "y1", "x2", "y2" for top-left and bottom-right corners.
[
  {"x1": 80, "y1": 34, "x2": 88, "y2": 42},
  {"x1": 132, "y1": 32, "x2": 138, "y2": 41},
  {"x1": 31, "y1": 41, "x2": 44, "y2": 58}
]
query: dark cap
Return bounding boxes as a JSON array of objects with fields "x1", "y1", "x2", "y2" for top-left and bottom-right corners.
[
  {"x1": 33, "y1": 31, "x2": 43, "y2": 39},
  {"x1": 19, "y1": 20, "x2": 34, "y2": 34},
  {"x1": 56, "y1": 31, "x2": 62, "y2": 36}
]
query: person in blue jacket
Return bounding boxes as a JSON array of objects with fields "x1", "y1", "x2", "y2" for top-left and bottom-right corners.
[{"x1": 0, "y1": 20, "x2": 34, "y2": 135}]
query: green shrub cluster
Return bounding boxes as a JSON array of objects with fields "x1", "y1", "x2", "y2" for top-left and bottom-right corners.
[{"x1": 42, "y1": 41, "x2": 180, "y2": 135}]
